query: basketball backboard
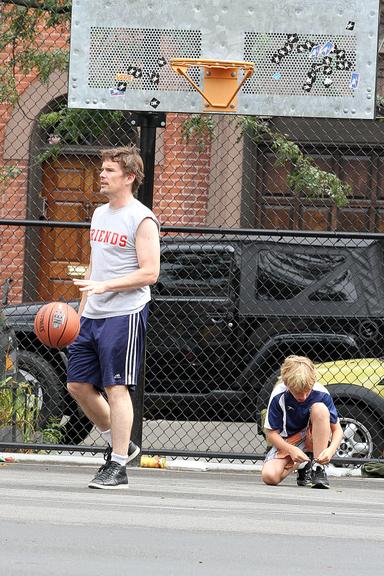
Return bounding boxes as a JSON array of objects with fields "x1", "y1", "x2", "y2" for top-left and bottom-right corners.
[{"x1": 68, "y1": 0, "x2": 380, "y2": 118}]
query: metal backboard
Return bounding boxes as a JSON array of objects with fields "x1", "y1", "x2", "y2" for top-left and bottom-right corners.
[{"x1": 68, "y1": 0, "x2": 380, "y2": 118}]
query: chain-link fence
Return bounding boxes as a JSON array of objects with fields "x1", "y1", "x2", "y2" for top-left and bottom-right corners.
[{"x1": 1, "y1": 1, "x2": 384, "y2": 464}]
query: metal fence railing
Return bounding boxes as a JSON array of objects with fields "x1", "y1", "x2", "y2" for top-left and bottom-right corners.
[{"x1": 1, "y1": 223, "x2": 384, "y2": 466}]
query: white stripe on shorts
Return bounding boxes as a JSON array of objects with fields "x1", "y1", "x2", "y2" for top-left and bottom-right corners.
[{"x1": 125, "y1": 312, "x2": 140, "y2": 386}]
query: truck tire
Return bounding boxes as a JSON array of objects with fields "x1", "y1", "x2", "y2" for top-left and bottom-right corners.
[
  {"x1": 17, "y1": 350, "x2": 64, "y2": 428},
  {"x1": 333, "y1": 402, "x2": 384, "y2": 460}
]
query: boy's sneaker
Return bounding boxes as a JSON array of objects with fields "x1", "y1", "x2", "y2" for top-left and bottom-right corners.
[
  {"x1": 297, "y1": 462, "x2": 313, "y2": 487},
  {"x1": 88, "y1": 461, "x2": 128, "y2": 489},
  {"x1": 311, "y1": 463, "x2": 330, "y2": 489}
]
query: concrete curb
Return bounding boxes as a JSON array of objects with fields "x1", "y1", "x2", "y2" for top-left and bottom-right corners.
[
  {"x1": 0, "y1": 452, "x2": 362, "y2": 476},
  {"x1": 1, "y1": 453, "x2": 104, "y2": 466},
  {"x1": 165, "y1": 459, "x2": 362, "y2": 476}
]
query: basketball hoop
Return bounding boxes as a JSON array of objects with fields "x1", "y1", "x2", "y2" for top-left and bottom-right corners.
[{"x1": 170, "y1": 58, "x2": 254, "y2": 112}]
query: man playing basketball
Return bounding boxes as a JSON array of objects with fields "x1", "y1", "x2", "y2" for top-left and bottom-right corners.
[
  {"x1": 67, "y1": 145, "x2": 160, "y2": 489},
  {"x1": 261, "y1": 355, "x2": 343, "y2": 489}
]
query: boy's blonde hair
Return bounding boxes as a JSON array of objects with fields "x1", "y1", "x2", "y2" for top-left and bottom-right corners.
[
  {"x1": 101, "y1": 145, "x2": 144, "y2": 194},
  {"x1": 280, "y1": 355, "x2": 317, "y2": 393}
]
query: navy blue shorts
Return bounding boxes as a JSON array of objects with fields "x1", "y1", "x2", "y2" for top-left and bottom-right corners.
[{"x1": 67, "y1": 305, "x2": 148, "y2": 391}]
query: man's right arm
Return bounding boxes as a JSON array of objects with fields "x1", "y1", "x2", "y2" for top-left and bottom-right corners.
[{"x1": 76, "y1": 261, "x2": 92, "y2": 317}]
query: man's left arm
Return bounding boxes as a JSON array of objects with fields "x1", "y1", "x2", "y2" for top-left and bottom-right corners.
[{"x1": 74, "y1": 218, "x2": 160, "y2": 296}]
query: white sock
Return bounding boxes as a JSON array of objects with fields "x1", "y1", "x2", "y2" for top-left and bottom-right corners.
[
  {"x1": 111, "y1": 452, "x2": 128, "y2": 466},
  {"x1": 100, "y1": 429, "x2": 112, "y2": 446}
]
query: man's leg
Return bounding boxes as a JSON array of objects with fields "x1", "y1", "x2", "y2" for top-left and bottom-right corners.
[
  {"x1": 67, "y1": 381, "x2": 111, "y2": 431},
  {"x1": 105, "y1": 384, "x2": 133, "y2": 458},
  {"x1": 96, "y1": 310, "x2": 147, "y2": 460},
  {"x1": 67, "y1": 381, "x2": 138, "y2": 463},
  {"x1": 86, "y1": 384, "x2": 133, "y2": 490}
]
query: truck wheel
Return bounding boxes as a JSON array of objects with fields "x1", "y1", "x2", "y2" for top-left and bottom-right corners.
[
  {"x1": 17, "y1": 350, "x2": 64, "y2": 428},
  {"x1": 333, "y1": 402, "x2": 384, "y2": 460}
]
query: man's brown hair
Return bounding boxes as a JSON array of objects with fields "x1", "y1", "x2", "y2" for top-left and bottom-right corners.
[{"x1": 101, "y1": 145, "x2": 144, "y2": 194}]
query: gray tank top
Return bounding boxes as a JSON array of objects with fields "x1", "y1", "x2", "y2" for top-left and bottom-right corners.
[{"x1": 83, "y1": 199, "x2": 159, "y2": 319}]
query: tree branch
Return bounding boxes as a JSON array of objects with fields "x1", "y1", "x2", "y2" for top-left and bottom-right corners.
[{"x1": 0, "y1": 0, "x2": 71, "y2": 13}]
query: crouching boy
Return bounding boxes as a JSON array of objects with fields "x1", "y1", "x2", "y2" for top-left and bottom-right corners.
[{"x1": 261, "y1": 355, "x2": 343, "y2": 489}]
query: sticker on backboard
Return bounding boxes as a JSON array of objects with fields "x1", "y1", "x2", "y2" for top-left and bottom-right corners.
[
  {"x1": 150, "y1": 97, "x2": 160, "y2": 108},
  {"x1": 116, "y1": 72, "x2": 134, "y2": 82},
  {"x1": 350, "y1": 72, "x2": 360, "y2": 90},
  {"x1": 287, "y1": 33, "x2": 299, "y2": 44},
  {"x1": 306, "y1": 69, "x2": 317, "y2": 85},
  {"x1": 273, "y1": 72, "x2": 282, "y2": 80},
  {"x1": 319, "y1": 41, "x2": 334, "y2": 58},
  {"x1": 335, "y1": 48, "x2": 346, "y2": 60},
  {"x1": 297, "y1": 40, "x2": 316, "y2": 54},
  {"x1": 271, "y1": 53, "x2": 283, "y2": 64},
  {"x1": 149, "y1": 71, "x2": 160, "y2": 85},
  {"x1": 116, "y1": 81, "x2": 127, "y2": 93},
  {"x1": 310, "y1": 45, "x2": 321, "y2": 59},
  {"x1": 337, "y1": 60, "x2": 352, "y2": 70}
]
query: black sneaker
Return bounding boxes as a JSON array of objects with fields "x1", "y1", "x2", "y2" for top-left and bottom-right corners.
[
  {"x1": 311, "y1": 463, "x2": 330, "y2": 489},
  {"x1": 297, "y1": 462, "x2": 313, "y2": 487},
  {"x1": 88, "y1": 461, "x2": 128, "y2": 489},
  {"x1": 95, "y1": 444, "x2": 112, "y2": 476},
  {"x1": 103, "y1": 444, "x2": 112, "y2": 464},
  {"x1": 99, "y1": 441, "x2": 140, "y2": 471},
  {"x1": 127, "y1": 441, "x2": 140, "y2": 463}
]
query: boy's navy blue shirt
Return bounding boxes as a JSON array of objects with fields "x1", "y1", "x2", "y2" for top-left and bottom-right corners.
[{"x1": 264, "y1": 381, "x2": 339, "y2": 437}]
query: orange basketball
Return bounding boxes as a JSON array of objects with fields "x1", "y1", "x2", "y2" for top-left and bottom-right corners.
[{"x1": 34, "y1": 302, "x2": 80, "y2": 349}]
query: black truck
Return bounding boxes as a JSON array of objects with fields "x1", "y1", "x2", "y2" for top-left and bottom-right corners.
[{"x1": 4, "y1": 234, "x2": 384, "y2": 456}]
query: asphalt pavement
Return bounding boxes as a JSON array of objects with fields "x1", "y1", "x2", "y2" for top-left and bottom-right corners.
[{"x1": 0, "y1": 461, "x2": 383, "y2": 576}]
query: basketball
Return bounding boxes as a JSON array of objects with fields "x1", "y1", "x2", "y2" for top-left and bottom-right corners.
[{"x1": 34, "y1": 302, "x2": 80, "y2": 349}]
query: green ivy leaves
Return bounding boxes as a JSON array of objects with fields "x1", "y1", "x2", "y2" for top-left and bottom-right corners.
[{"x1": 182, "y1": 114, "x2": 350, "y2": 207}]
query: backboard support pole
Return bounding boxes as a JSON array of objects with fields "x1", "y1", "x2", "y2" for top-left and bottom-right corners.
[{"x1": 127, "y1": 111, "x2": 166, "y2": 461}]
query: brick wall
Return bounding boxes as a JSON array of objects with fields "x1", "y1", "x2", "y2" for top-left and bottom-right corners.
[{"x1": 153, "y1": 114, "x2": 211, "y2": 227}]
